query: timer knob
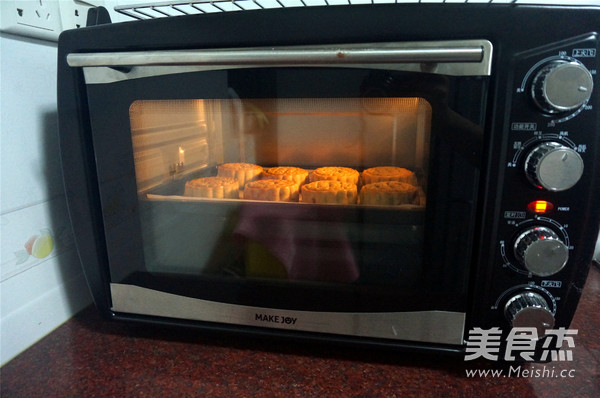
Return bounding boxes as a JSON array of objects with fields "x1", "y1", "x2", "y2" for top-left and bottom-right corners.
[
  {"x1": 514, "y1": 226, "x2": 569, "y2": 276},
  {"x1": 504, "y1": 291, "x2": 555, "y2": 336},
  {"x1": 524, "y1": 141, "x2": 583, "y2": 191},
  {"x1": 531, "y1": 60, "x2": 593, "y2": 114}
]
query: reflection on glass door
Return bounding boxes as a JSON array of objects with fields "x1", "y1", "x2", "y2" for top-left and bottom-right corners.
[{"x1": 129, "y1": 97, "x2": 432, "y2": 287}]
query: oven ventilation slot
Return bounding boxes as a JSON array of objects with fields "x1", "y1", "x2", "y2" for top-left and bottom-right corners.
[{"x1": 115, "y1": 1, "x2": 532, "y2": 20}]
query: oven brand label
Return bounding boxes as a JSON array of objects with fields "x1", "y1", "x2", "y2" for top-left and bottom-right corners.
[{"x1": 255, "y1": 313, "x2": 297, "y2": 325}]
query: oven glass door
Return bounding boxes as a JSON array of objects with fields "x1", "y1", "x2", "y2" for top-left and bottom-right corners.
[{"x1": 77, "y1": 41, "x2": 491, "y2": 346}]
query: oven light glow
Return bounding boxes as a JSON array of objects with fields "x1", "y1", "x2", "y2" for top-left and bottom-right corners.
[
  {"x1": 528, "y1": 200, "x2": 554, "y2": 213},
  {"x1": 178, "y1": 146, "x2": 185, "y2": 164}
]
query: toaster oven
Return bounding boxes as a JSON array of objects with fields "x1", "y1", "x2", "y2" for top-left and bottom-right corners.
[{"x1": 58, "y1": 2, "x2": 600, "y2": 355}]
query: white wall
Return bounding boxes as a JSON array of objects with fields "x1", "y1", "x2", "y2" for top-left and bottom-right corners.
[{"x1": 0, "y1": 33, "x2": 92, "y2": 366}]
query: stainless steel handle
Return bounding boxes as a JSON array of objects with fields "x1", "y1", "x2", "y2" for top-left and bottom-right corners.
[
  {"x1": 67, "y1": 42, "x2": 487, "y2": 68},
  {"x1": 70, "y1": 40, "x2": 493, "y2": 83}
]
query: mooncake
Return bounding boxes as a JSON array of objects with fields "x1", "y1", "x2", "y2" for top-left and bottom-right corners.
[
  {"x1": 359, "y1": 181, "x2": 419, "y2": 206},
  {"x1": 309, "y1": 166, "x2": 360, "y2": 185},
  {"x1": 244, "y1": 179, "x2": 300, "y2": 202},
  {"x1": 362, "y1": 166, "x2": 417, "y2": 186},
  {"x1": 262, "y1": 166, "x2": 309, "y2": 187},
  {"x1": 184, "y1": 177, "x2": 239, "y2": 199},
  {"x1": 217, "y1": 162, "x2": 263, "y2": 190},
  {"x1": 301, "y1": 180, "x2": 358, "y2": 204}
]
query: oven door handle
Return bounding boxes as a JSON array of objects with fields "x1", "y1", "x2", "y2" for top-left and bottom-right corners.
[
  {"x1": 68, "y1": 40, "x2": 493, "y2": 82},
  {"x1": 68, "y1": 43, "x2": 488, "y2": 66}
]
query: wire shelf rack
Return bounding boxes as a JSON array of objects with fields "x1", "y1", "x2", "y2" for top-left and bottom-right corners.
[{"x1": 114, "y1": 0, "x2": 527, "y2": 20}]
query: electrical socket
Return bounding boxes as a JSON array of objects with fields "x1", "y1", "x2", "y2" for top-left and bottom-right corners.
[
  {"x1": 1, "y1": 1, "x2": 63, "y2": 41},
  {"x1": 59, "y1": 0, "x2": 104, "y2": 31},
  {"x1": 1, "y1": 0, "x2": 104, "y2": 42}
]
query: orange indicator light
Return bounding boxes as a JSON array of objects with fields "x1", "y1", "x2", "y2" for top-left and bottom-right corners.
[{"x1": 527, "y1": 200, "x2": 554, "y2": 213}]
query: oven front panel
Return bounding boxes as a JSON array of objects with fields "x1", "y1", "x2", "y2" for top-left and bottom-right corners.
[
  {"x1": 80, "y1": 53, "x2": 488, "y2": 345},
  {"x1": 111, "y1": 283, "x2": 466, "y2": 345},
  {"x1": 56, "y1": 3, "x2": 600, "y2": 352}
]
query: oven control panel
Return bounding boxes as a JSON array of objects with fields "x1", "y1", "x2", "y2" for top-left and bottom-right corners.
[
  {"x1": 482, "y1": 34, "x2": 598, "y2": 336},
  {"x1": 530, "y1": 59, "x2": 593, "y2": 114},
  {"x1": 523, "y1": 141, "x2": 584, "y2": 191}
]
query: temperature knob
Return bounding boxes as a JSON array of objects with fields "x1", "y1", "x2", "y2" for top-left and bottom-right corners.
[
  {"x1": 531, "y1": 60, "x2": 593, "y2": 114},
  {"x1": 524, "y1": 141, "x2": 583, "y2": 191},
  {"x1": 514, "y1": 226, "x2": 569, "y2": 276},
  {"x1": 504, "y1": 291, "x2": 555, "y2": 337}
]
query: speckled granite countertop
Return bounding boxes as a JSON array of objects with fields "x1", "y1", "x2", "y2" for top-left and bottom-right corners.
[{"x1": 2, "y1": 265, "x2": 598, "y2": 397}]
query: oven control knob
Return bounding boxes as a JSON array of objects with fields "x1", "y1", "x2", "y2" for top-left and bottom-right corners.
[
  {"x1": 524, "y1": 141, "x2": 583, "y2": 191},
  {"x1": 504, "y1": 291, "x2": 555, "y2": 336},
  {"x1": 531, "y1": 60, "x2": 593, "y2": 114},
  {"x1": 514, "y1": 226, "x2": 569, "y2": 276}
]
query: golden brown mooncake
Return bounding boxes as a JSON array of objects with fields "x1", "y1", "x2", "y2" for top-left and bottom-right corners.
[
  {"x1": 217, "y1": 162, "x2": 263, "y2": 190},
  {"x1": 362, "y1": 166, "x2": 418, "y2": 186},
  {"x1": 184, "y1": 177, "x2": 239, "y2": 199},
  {"x1": 359, "y1": 181, "x2": 419, "y2": 206},
  {"x1": 309, "y1": 166, "x2": 360, "y2": 185},
  {"x1": 244, "y1": 179, "x2": 300, "y2": 202},
  {"x1": 301, "y1": 180, "x2": 358, "y2": 205},
  {"x1": 262, "y1": 166, "x2": 309, "y2": 187}
]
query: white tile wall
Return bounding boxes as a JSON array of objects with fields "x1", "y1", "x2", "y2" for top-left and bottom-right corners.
[{"x1": 0, "y1": 33, "x2": 91, "y2": 366}]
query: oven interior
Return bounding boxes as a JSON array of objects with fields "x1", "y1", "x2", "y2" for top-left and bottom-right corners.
[{"x1": 127, "y1": 96, "x2": 433, "y2": 288}]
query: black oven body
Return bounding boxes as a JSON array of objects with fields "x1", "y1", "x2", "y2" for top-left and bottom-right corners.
[{"x1": 58, "y1": 4, "x2": 600, "y2": 354}]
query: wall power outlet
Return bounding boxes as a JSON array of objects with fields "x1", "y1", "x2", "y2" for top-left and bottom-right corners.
[
  {"x1": 1, "y1": 1, "x2": 104, "y2": 42},
  {"x1": 59, "y1": 0, "x2": 101, "y2": 30}
]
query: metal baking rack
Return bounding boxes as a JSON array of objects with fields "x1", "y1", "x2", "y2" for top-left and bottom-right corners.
[{"x1": 115, "y1": 0, "x2": 526, "y2": 20}]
